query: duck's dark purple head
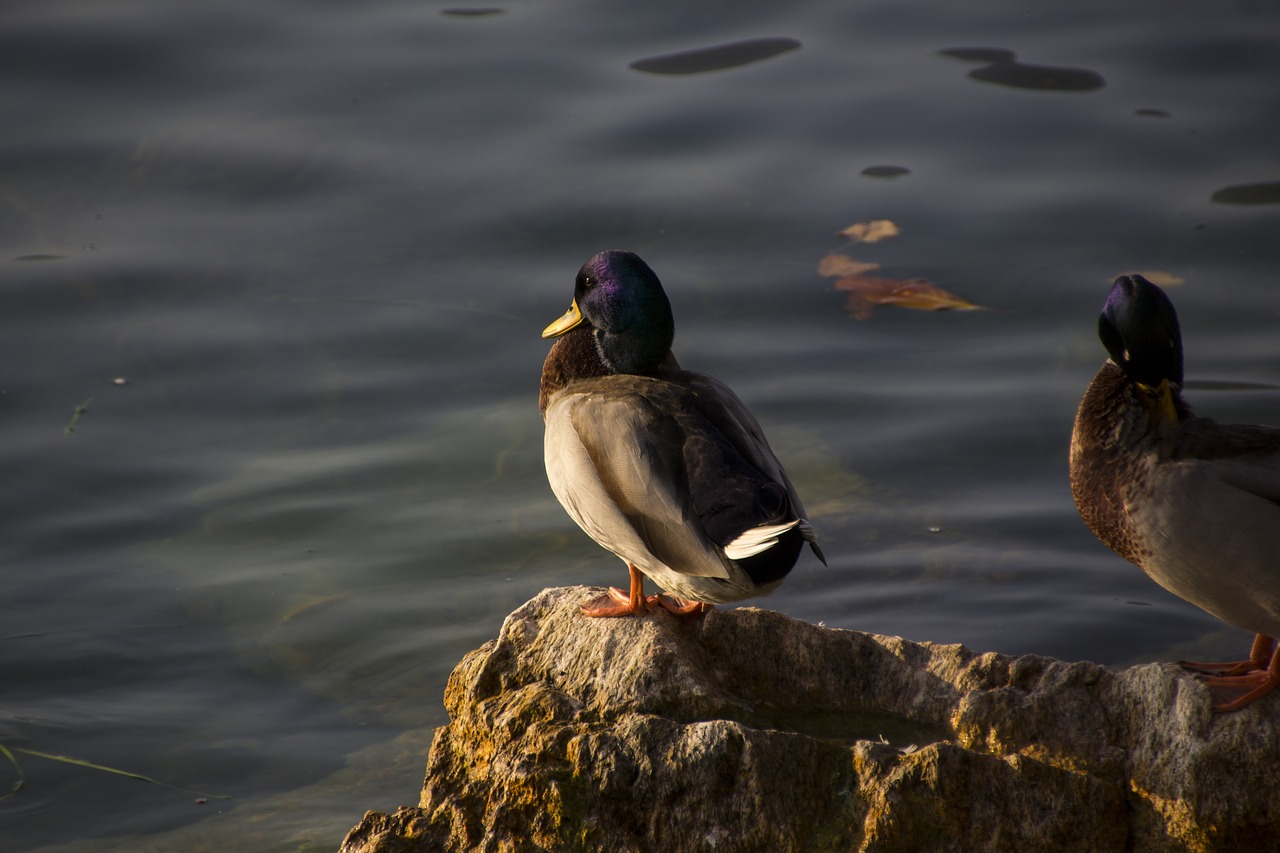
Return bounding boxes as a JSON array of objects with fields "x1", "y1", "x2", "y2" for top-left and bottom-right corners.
[
  {"x1": 1098, "y1": 274, "x2": 1184, "y2": 388},
  {"x1": 542, "y1": 250, "x2": 675, "y2": 375}
]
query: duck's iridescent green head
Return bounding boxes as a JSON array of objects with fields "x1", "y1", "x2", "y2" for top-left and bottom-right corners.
[
  {"x1": 1099, "y1": 274, "x2": 1184, "y2": 388},
  {"x1": 542, "y1": 250, "x2": 675, "y2": 375}
]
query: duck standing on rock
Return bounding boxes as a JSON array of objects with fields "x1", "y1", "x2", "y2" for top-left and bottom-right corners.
[
  {"x1": 538, "y1": 250, "x2": 825, "y2": 618},
  {"x1": 1070, "y1": 274, "x2": 1280, "y2": 712}
]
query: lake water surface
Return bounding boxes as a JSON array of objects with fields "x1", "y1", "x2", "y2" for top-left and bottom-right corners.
[{"x1": 4, "y1": 0, "x2": 1280, "y2": 849}]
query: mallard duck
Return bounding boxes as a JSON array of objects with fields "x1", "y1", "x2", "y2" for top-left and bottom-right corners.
[
  {"x1": 539, "y1": 250, "x2": 825, "y2": 617},
  {"x1": 1070, "y1": 274, "x2": 1280, "y2": 712}
]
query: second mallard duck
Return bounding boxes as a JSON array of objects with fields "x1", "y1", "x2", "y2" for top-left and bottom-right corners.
[
  {"x1": 1070, "y1": 274, "x2": 1280, "y2": 712},
  {"x1": 539, "y1": 250, "x2": 825, "y2": 617}
]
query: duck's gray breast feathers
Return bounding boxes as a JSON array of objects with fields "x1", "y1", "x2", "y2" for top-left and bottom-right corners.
[{"x1": 543, "y1": 377, "x2": 731, "y2": 580}]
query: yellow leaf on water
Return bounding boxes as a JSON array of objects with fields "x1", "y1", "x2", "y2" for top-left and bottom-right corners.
[
  {"x1": 837, "y1": 219, "x2": 901, "y2": 243},
  {"x1": 1118, "y1": 270, "x2": 1185, "y2": 287},
  {"x1": 833, "y1": 273, "x2": 987, "y2": 320},
  {"x1": 280, "y1": 593, "x2": 348, "y2": 624},
  {"x1": 817, "y1": 252, "x2": 881, "y2": 278}
]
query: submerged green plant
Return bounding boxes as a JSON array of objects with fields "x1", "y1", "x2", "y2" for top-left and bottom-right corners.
[
  {"x1": 64, "y1": 397, "x2": 93, "y2": 435},
  {"x1": 0, "y1": 743, "x2": 232, "y2": 803},
  {"x1": 0, "y1": 743, "x2": 25, "y2": 801}
]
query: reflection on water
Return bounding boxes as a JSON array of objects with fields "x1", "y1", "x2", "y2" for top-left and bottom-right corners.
[{"x1": 4, "y1": 0, "x2": 1280, "y2": 850}]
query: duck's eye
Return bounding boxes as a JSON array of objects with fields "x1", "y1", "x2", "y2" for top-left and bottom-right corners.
[{"x1": 582, "y1": 275, "x2": 594, "y2": 289}]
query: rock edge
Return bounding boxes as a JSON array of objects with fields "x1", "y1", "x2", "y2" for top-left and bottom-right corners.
[{"x1": 340, "y1": 586, "x2": 1280, "y2": 853}]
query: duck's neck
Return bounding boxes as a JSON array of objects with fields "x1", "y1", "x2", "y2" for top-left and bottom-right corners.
[
  {"x1": 1068, "y1": 361, "x2": 1192, "y2": 564},
  {"x1": 539, "y1": 327, "x2": 680, "y2": 417},
  {"x1": 539, "y1": 328, "x2": 612, "y2": 416},
  {"x1": 1072, "y1": 361, "x2": 1194, "y2": 449},
  {"x1": 592, "y1": 321, "x2": 672, "y2": 375}
]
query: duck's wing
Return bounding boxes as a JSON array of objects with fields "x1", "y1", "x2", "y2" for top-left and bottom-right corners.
[
  {"x1": 1164, "y1": 418, "x2": 1280, "y2": 505},
  {"x1": 1216, "y1": 456, "x2": 1280, "y2": 508},
  {"x1": 1135, "y1": 422, "x2": 1280, "y2": 634},
  {"x1": 543, "y1": 379, "x2": 731, "y2": 580},
  {"x1": 672, "y1": 370, "x2": 825, "y2": 561}
]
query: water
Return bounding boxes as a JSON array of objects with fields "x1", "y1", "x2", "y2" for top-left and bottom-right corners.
[{"x1": 3, "y1": 0, "x2": 1279, "y2": 849}]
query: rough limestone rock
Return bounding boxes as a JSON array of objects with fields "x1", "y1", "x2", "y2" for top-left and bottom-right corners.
[{"x1": 340, "y1": 586, "x2": 1280, "y2": 853}]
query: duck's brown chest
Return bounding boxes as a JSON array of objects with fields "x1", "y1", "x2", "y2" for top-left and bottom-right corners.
[{"x1": 1069, "y1": 364, "x2": 1159, "y2": 568}]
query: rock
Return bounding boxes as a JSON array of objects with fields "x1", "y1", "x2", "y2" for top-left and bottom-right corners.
[{"x1": 340, "y1": 587, "x2": 1280, "y2": 853}]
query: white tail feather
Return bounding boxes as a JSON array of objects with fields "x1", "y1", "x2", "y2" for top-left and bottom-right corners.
[{"x1": 723, "y1": 519, "x2": 800, "y2": 561}]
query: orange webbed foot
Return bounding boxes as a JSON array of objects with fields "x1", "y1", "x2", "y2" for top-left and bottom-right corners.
[
  {"x1": 1180, "y1": 634, "x2": 1275, "y2": 678},
  {"x1": 580, "y1": 586, "x2": 648, "y2": 617},
  {"x1": 1202, "y1": 668, "x2": 1280, "y2": 713},
  {"x1": 1184, "y1": 635, "x2": 1280, "y2": 713},
  {"x1": 580, "y1": 563, "x2": 659, "y2": 618},
  {"x1": 578, "y1": 565, "x2": 714, "y2": 620},
  {"x1": 1181, "y1": 659, "x2": 1264, "y2": 677},
  {"x1": 652, "y1": 595, "x2": 713, "y2": 620}
]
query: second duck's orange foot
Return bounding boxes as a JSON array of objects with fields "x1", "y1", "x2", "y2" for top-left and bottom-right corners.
[
  {"x1": 1197, "y1": 645, "x2": 1280, "y2": 713},
  {"x1": 1180, "y1": 634, "x2": 1276, "y2": 677}
]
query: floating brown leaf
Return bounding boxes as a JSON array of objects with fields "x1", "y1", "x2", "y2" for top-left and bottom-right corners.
[
  {"x1": 1119, "y1": 270, "x2": 1184, "y2": 287},
  {"x1": 816, "y1": 252, "x2": 880, "y2": 278},
  {"x1": 837, "y1": 219, "x2": 900, "y2": 243},
  {"x1": 832, "y1": 273, "x2": 986, "y2": 320}
]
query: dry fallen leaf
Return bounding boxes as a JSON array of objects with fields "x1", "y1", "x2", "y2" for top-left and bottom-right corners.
[
  {"x1": 817, "y1": 252, "x2": 880, "y2": 278},
  {"x1": 837, "y1": 219, "x2": 900, "y2": 243},
  {"x1": 832, "y1": 273, "x2": 987, "y2": 321}
]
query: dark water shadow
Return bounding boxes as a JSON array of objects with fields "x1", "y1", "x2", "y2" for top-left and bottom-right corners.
[
  {"x1": 1211, "y1": 181, "x2": 1280, "y2": 205},
  {"x1": 940, "y1": 46, "x2": 1105, "y2": 92},
  {"x1": 939, "y1": 47, "x2": 1015, "y2": 64},
  {"x1": 441, "y1": 7, "x2": 504, "y2": 17},
  {"x1": 630, "y1": 37, "x2": 801, "y2": 75},
  {"x1": 861, "y1": 165, "x2": 911, "y2": 179},
  {"x1": 1184, "y1": 378, "x2": 1280, "y2": 391},
  {"x1": 731, "y1": 704, "x2": 952, "y2": 751}
]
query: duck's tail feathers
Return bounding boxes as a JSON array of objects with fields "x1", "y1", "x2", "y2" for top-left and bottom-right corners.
[
  {"x1": 724, "y1": 519, "x2": 801, "y2": 561},
  {"x1": 796, "y1": 520, "x2": 827, "y2": 565}
]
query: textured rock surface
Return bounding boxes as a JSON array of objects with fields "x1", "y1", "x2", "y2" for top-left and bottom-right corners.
[{"x1": 341, "y1": 587, "x2": 1280, "y2": 853}]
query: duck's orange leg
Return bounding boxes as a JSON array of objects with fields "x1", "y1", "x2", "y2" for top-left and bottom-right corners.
[
  {"x1": 1181, "y1": 634, "x2": 1275, "y2": 677},
  {"x1": 580, "y1": 566, "x2": 713, "y2": 620},
  {"x1": 581, "y1": 563, "x2": 655, "y2": 617}
]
